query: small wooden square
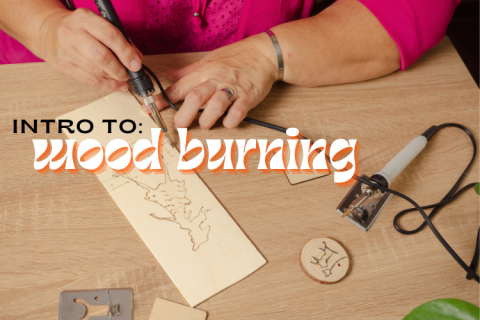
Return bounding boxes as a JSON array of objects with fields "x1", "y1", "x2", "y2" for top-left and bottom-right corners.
[{"x1": 149, "y1": 298, "x2": 207, "y2": 320}]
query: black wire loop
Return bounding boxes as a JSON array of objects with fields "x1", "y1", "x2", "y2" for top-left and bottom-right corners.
[{"x1": 361, "y1": 123, "x2": 479, "y2": 283}]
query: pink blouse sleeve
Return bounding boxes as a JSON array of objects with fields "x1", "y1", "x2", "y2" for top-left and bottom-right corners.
[{"x1": 358, "y1": 0, "x2": 460, "y2": 69}]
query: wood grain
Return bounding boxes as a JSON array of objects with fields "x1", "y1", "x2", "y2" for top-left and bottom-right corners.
[
  {"x1": 0, "y1": 37, "x2": 478, "y2": 319},
  {"x1": 57, "y1": 92, "x2": 266, "y2": 307}
]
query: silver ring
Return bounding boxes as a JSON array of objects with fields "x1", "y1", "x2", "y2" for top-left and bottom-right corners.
[{"x1": 220, "y1": 87, "x2": 234, "y2": 101}]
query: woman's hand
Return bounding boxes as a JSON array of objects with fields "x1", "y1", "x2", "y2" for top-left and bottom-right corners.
[
  {"x1": 155, "y1": 34, "x2": 278, "y2": 129},
  {"x1": 36, "y1": 8, "x2": 143, "y2": 92}
]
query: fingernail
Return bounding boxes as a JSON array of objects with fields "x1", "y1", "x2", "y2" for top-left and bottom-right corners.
[
  {"x1": 130, "y1": 58, "x2": 141, "y2": 71},
  {"x1": 120, "y1": 85, "x2": 129, "y2": 91}
]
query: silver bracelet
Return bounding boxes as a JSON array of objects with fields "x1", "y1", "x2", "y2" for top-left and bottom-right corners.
[{"x1": 265, "y1": 30, "x2": 284, "y2": 82}]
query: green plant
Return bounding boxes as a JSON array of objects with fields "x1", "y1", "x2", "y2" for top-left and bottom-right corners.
[{"x1": 404, "y1": 298, "x2": 479, "y2": 320}]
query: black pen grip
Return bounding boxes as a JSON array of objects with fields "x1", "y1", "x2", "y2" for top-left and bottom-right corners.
[
  {"x1": 94, "y1": 0, "x2": 128, "y2": 41},
  {"x1": 94, "y1": 0, "x2": 153, "y2": 95}
]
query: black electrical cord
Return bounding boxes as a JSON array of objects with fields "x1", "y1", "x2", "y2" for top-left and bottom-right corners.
[
  {"x1": 143, "y1": 64, "x2": 307, "y2": 139},
  {"x1": 393, "y1": 124, "x2": 477, "y2": 234},
  {"x1": 357, "y1": 123, "x2": 479, "y2": 283}
]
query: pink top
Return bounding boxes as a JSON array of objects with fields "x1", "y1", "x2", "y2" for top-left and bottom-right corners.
[
  {"x1": 0, "y1": 0, "x2": 459, "y2": 70},
  {"x1": 358, "y1": 0, "x2": 460, "y2": 69},
  {"x1": 143, "y1": 0, "x2": 244, "y2": 54}
]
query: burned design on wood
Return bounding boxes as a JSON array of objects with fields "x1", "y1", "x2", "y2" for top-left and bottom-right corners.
[
  {"x1": 105, "y1": 148, "x2": 211, "y2": 251},
  {"x1": 311, "y1": 241, "x2": 347, "y2": 278}
]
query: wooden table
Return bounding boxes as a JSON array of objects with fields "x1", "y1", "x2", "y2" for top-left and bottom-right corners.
[{"x1": 0, "y1": 37, "x2": 478, "y2": 319}]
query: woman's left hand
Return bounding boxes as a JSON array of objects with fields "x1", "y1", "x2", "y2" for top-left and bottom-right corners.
[{"x1": 153, "y1": 34, "x2": 278, "y2": 130}]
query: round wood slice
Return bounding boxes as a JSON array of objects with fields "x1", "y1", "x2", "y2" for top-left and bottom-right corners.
[{"x1": 300, "y1": 238, "x2": 349, "y2": 284}]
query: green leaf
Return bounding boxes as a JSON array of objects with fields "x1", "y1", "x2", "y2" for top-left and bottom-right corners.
[
  {"x1": 404, "y1": 299, "x2": 479, "y2": 320},
  {"x1": 475, "y1": 183, "x2": 480, "y2": 196}
]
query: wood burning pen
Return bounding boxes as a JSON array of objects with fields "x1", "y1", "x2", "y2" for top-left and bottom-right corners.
[{"x1": 93, "y1": 0, "x2": 174, "y2": 147}]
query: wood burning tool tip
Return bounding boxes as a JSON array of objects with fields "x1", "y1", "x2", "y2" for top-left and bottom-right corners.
[{"x1": 93, "y1": 0, "x2": 173, "y2": 148}]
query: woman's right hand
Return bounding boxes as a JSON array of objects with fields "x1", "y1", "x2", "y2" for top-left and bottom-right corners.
[{"x1": 36, "y1": 8, "x2": 142, "y2": 92}]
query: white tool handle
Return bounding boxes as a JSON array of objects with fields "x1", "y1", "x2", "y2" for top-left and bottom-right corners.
[{"x1": 374, "y1": 136, "x2": 427, "y2": 186}]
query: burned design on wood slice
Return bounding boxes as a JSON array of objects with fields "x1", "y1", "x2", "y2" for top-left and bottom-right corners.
[
  {"x1": 311, "y1": 241, "x2": 347, "y2": 278},
  {"x1": 300, "y1": 238, "x2": 349, "y2": 284}
]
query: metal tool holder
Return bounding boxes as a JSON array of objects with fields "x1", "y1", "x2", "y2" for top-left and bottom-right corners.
[
  {"x1": 336, "y1": 175, "x2": 393, "y2": 231},
  {"x1": 59, "y1": 288, "x2": 133, "y2": 320}
]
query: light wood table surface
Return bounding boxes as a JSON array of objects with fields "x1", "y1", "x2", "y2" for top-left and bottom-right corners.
[{"x1": 0, "y1": 37, "x2": 478, "y2": 319}]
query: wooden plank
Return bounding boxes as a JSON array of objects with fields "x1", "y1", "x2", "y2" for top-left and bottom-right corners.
[
  {"x1": 149, "y1": 298, "x2": 207, "y2": 320},
  {"x1": 56, "y1": 92, "x2": 266, "y2": 307}
]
